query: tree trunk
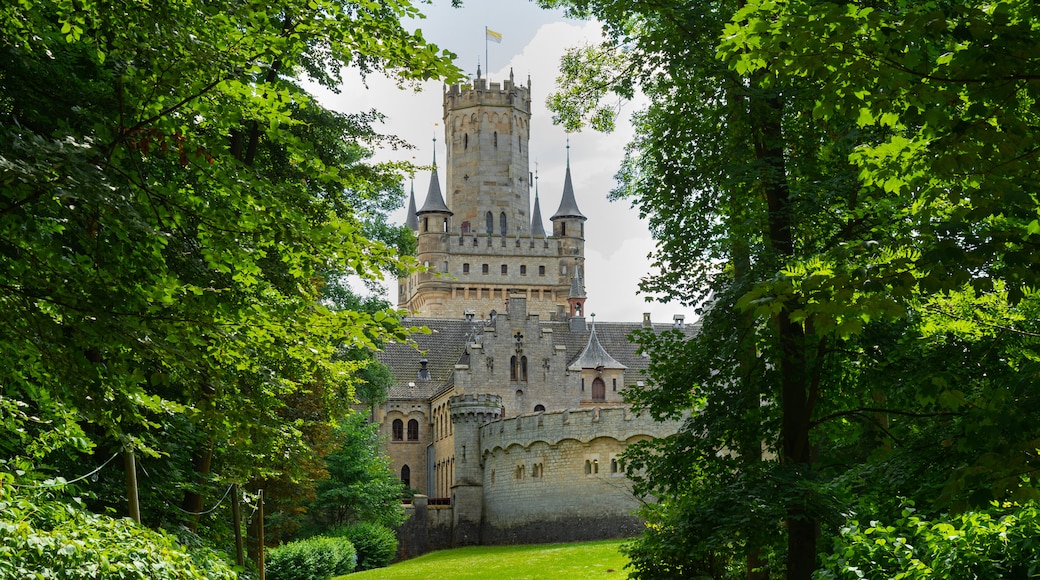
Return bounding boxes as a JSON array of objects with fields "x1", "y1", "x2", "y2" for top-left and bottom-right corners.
[
  {"x1": 749, "y1": 81, "x2": 815, "y2": 580},
  {"x1": 181, "y1": 441, "x2": 213, "y2": 531}
]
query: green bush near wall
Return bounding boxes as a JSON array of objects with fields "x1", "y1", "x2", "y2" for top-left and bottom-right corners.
[
  {"x1": 331, "y1": 522, "x2": 398, "y2": 571},
  {"x1": 266, "y1": 535, "x2": 357, "y2": 580}
]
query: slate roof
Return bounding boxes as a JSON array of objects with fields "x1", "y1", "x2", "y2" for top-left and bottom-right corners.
[
  {"x1": 377, "y1": 318, "x2": 486, "y2": 400},
  {"x1": 417, "y1": 165, "x2": 451, "y2": 215},
  {"x1": 550, "y1": 164, "x2": 586, "y2": 221},
  {"x1": 530, "y1": 189, "x2": 546, "y2": 238},
  {"x1": 405, "y1": 182, "x2": 419, "y2": 231},
  {"x1": 376, "y1": 317, "x2": 699, "y2": 401},
  {"x1": 568, "y1": 319, "x2": 626, "y2": 371}
]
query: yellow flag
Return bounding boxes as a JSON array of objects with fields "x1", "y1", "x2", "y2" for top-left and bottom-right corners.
[{"x1": 486, "y1": 28, "x2": 502, "y2": 43}]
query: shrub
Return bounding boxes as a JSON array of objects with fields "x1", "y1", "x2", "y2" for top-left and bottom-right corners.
[
  {"x1": 335, "y1": 522, "x2": 398, "y2": 571},
  {"x1": 818, "y1": 501, "x2": 1040, "y2": 579},
  {"x1": 266, "y1": 535, "x2": 356, "y2": 580},
  {"x1": 0, "y1": 487, "x2": 237, "y2": 579}
]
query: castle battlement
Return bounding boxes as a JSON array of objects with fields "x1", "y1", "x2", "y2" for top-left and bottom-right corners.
[
  {"x1": 449, "y1": 393, "x2": 503, "y2": 423},
  {"x1": 444, "y1": 77, "x2": 531, "y2": 114},
  {"x1": 478, "y1": 406, "x2": 683, "y2": 455}
]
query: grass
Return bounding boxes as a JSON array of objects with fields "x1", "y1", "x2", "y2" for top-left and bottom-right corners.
[{"x1": 337, "y1": 538, "x2": 630, "y2": 580}]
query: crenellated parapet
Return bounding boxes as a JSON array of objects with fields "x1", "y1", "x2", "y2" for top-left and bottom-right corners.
[
  {"x1": 449, "y1": 393, "x2": 503, "y2": 425},
  {"x1": 443, "y1": 77, "x2": 531, "y2": 116},
  {"x1": 478, "y1": 406, "x2": 684, "y2": 456}
]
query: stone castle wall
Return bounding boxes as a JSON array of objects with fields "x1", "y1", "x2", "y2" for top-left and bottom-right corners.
[{"x1": 476, "y1": 407, "x2": 682, "y2": 543}]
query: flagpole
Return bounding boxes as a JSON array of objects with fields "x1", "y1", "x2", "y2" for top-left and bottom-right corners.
[{"x1": 485, "y1": 26, "x2": 489, "y2": 76}]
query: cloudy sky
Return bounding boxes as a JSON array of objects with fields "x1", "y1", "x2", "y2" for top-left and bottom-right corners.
[{"x1": 311, "y1": 0, "x2": 688, "y2": 323}]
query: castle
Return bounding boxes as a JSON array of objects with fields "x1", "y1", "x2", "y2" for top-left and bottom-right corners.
[{"x1": 374, "y1": 70, "x2": 692, "y2": 556}]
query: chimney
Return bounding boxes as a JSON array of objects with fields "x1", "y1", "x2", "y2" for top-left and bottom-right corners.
[
  {"x1": 642, "y1": 313, "x2": 652, "y2": 328},
  {"x1": 673, "y1": 314, "x2": 685, "y2": 330}
]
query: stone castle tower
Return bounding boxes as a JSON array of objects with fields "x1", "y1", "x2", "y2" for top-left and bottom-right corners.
[{"x1": 398, "y1": 70, "x2": 587, "y2": 320}]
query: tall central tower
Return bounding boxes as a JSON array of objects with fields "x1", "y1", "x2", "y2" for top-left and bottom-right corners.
[
  {"x1": 398, "y1": 73, "x2": 587, "y2": 320},
  {"x1": 443, "y1": 69, "x2": 531, "y2": 236}
]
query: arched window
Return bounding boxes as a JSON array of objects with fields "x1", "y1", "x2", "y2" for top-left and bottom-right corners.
[
  {"x1": 534, "y1": 404, "x2": 545, "y2": 412},
  {"x1": 500, "y1": 212, "x2": 507, "y2": 235},
  {"x1": 520, "y1": 356, "x2": 528, "y2": 381},
  {"x1": 401, "y1": 465, "x2": 411, "y2": 488},
  {"x1": 407, "y1": 419, "x2": 419, "y2": 441},
  {"x1": 392, "y1": 419, "x2": 403, "y2": 441},
  {"x1": 592, "y1": 377, "x2": 606, "y2": 401},
  {"x1": 539, "y1": 265, "x2": 545, "y2": 276},
  {"x1": 463, "y1": 263, "x2": 470, "y2": 274},
  {"x1": 510, "y1": 356, "x2": 518, "y2": 381},
  {"x1": 464, "y1": 133, "x2": 468, "y2": 149},
  {"x1": 486, "y1": 211, "x2": 494, "y2": 234}
]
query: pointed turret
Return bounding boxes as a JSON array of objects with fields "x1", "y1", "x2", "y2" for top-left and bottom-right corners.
[
  {"x1": 550, "y1": 140, "x2": 587, "y2": 223},
  {"x1": 530, "y1": 168, "x2": 546, "y2": 238},
  {"x1": 405, "y1": 180, "x2": 419, "y2": 231},
  {"x1": 568, "y1": 316, "x2": 626, "y2": 372},
  {"x1": 417, "y1": 144, "x2": 452, "y2": 217},
  {"x1": 567, "y1": 267, "x2": 586, "y2": 318}
]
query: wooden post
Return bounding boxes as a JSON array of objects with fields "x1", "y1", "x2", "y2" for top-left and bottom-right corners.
[
  {"x1": 232, "y1": 484, "x2": 245, "y2": 568},
  {"x1": 257, "y1": 489, "x2": 265, "y2": 580},
  {"x1": 123, "y1": 448, "x2": 141, "y2": 524}
]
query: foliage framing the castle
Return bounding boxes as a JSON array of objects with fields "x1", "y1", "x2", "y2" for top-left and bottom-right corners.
[
  {"x1": 541, "y1": 0, "x2": 1040, "y2": 578},
  {"x1": 0, "y1": 0, "x2": 460, "y2": 569}
]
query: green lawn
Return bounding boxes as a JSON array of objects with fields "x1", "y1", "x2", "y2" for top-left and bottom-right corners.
[{"x1": 338, "y1": 538, "x2": 630, "y2": 580}]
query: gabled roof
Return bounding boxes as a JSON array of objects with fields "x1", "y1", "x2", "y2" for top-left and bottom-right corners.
[
  {"x1": 568, "y1": 318, "x2": 626, "y2": 371},
  {"x1": 377, "y1": 318, "x2": 486, "y2": 400},
  {"x1": 377, "y1": 317, "x2": 700, "y2": 402}
]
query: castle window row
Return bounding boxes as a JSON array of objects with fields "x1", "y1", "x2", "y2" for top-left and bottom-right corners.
[
  {"x1": 462, "y1": 263, "x2": 545, "y2": 277},
  {"x1": 585, "y1": 456, "x2": 625, "y2": 477},
  {"x1": 513, "y1": 462, "x2": 544, "y2": 480},
  {"x1": 391, "y1": 418, "x2": 420, "y2": 442}
]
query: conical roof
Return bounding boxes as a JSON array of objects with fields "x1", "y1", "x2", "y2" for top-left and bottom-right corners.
[
  {"x1": 551, "y1": 145, "x2": 586, "y2": 221},
  {"x1": 405, "y1": 181, "x2": 419, "y2": 231},
  {"x1": 568, "y1": 268, "x2": 586, "y2": 299},
  {"x1": 530, "y1": 174, "x2": 546, "y2": 238},
  {"x1": 417, "y1": 149, "x2": 451, "y2": 216},
  {"x1": 568, "y1": 317, "x2": 626, "y2": 371}
]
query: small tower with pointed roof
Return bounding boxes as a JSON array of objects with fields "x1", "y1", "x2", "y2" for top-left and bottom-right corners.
[
  {"x1": 569, "y1": 314, "x2": 627, "y2": 405},
  {"x1": 551, "y1": 139, "x2": 587, "y2": 294},
  {"x1": 567, "y1": 268, "x2": 587, "y2": 319},
  {"x1": 409, "y1": 142, "x2": 453, "y2": 316}
]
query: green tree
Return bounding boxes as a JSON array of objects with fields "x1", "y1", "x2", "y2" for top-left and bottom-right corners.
[
  {"x1": 309, "y1": 412, "x2": 407, "y2": 530},
  {"x1": 540, "y1": 1, "x2": 1040, "y2": 578},
  {"x1": 0, "y1": 0, "x2": 460, "y2": 569}
]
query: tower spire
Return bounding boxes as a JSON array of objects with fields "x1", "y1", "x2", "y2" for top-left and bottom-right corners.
[
  {"x1": 417, "y1": 140, "x2": 450, "y2": 217},
  {"x1": 405, "y1": 179, "x2": 419, "y2": 231},
  {"x1": 551, "y1": 141, "x2": 586, "y2": 222},
  {"x1": 530, "y1": 163, "x2": 546, "y2": 238}
]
